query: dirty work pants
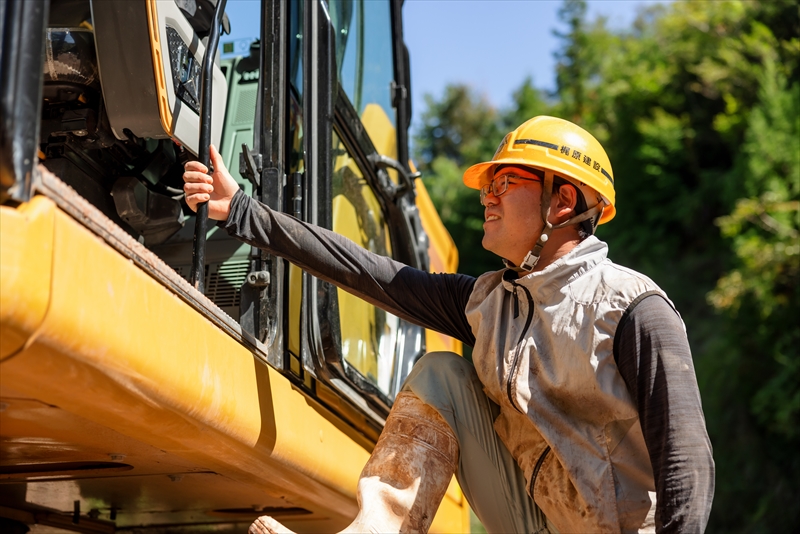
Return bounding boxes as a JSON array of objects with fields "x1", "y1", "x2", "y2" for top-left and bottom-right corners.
[{"x1": 402, "y1": 352, "x2": 555, "y2": 534}]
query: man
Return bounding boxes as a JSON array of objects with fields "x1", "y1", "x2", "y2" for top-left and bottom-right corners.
[{"x1": 183, "y1": 116, "x2": 715, "y2": 533}]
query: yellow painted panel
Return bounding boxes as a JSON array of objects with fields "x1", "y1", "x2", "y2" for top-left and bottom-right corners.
[
  {"x1": 0, "y1": 200, "x2": 371, "y2": 519},
  {"x1": 0, "y1": 196, "x2": 55, "y2": 358},
  {"x1": 1, "y1": 191, "x2": 469, "y2": 530},
  {"x1": 42, "y1": 209, "x2": 263, "y2": 447},
  {"x1": 432, "y1": 495, "x2": 470, "y2": 533},
  {"x1": 361, "y1": 103, "x2": 397, "y2": 162},
  {"x1": 361, "y1": 103, "x2": 399, "y2": 186},
  {"x1": 145, "y1": 0, "x2": 173, "y2": 135},
  {"x1": 288, "y1": 263, "x2": 302, "y2": 358}
]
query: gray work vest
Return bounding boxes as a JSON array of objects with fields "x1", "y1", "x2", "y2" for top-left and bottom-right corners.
[{"x1": 467, "y1": 236, "x2": 677, "y2": 533}]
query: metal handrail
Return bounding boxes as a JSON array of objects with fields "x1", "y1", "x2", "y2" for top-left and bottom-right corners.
[{"x1": 190, "y1": 0, "x2": 229, "y2": 292}]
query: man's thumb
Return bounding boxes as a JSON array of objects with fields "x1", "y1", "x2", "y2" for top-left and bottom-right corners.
[{"x1": 209, "y1": 144, "x2": 226, "y2": 173}]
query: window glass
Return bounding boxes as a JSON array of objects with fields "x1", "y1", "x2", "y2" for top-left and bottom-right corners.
[
  {"x1": 216, "y1": 0, "x2": 262, "y2": 181},
  {"x1": 328, "y1": 0, "x2": 397, "y2": 159},
  {"x1": 289, "y1": 0, "x2": 304, "y2": 104},
  {"x1": 218, "y1": 0, "x2": 261, "y2": 60},
  {"x1": 331, "y1": 130, "x2": 398, "y2": 394},
  {"x1": 288, "y1": 0, "x2": 305, "y2": 173}
]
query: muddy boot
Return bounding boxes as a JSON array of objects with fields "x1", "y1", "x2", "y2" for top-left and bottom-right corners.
[
  {"x1": 249, "y1": 392, "x2": 459, "y2": 534},
  {"x1": 249, "y1": 516, "x2": 295, "y2": 534}
]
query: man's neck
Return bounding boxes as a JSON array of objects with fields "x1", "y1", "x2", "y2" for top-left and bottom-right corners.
[{"x1": 529, "y1": 228, "x2": 583, "y2": 273}]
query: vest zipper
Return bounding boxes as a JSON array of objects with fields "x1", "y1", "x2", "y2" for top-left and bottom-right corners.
[
  {"x1": 507, "y1": 281, "x2": 534, "y2": 412},
  {"x1": 529, "y1": 445, "x2": 551, "y2": 496}
]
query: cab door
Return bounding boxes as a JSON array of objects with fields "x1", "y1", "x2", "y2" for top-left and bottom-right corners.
[{"x1": 294, "y1": 0, "x2": 428, "y2": 421}]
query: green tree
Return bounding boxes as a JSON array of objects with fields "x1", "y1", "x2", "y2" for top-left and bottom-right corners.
[
  {"x1": 502, "y1": 76, "x2": 552, "y2": 132},
  {"x1": 703, "y1": 52, "x2": 800, "y2": 531},
  {"x1": 414, "y1": 85, "x2": 503, "y2": 277},
  {"x1": 414, "y1": 85, "x2": 501, "y2": 171},
  {"x1": 552, "y1": 1, "x2": 800, "y2": 530},
  {"x1": 553, "y1": 0, "x2": 590, "y2": 122},
  {"x1": 416, "y1": 0, "x2": 800, "y2": 531},
  {"x1": 709, "y1": 56, "x2": 799, "y2": 441}
]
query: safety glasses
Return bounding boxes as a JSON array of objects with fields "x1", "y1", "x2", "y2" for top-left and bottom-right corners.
[{"x1": 479, "y1": 173, "x2": 541, "y2": 206}]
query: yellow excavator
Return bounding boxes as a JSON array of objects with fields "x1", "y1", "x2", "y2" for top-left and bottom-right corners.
[{"x1": 0, "y1": 0, "x2": 467, "y2": 532}]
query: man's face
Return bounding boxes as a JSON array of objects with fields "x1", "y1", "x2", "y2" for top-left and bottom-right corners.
[{"x1": 481, "y1": 169, "x2": 544, "y2": 266}]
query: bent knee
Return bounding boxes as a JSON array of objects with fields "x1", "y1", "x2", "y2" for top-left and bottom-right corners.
[
  {"x1": 406, "y1": 351, "x2": 478, "y2": 388},
  {"x1": 416, "y1": 351, "x2": 472, "y2": 371}
]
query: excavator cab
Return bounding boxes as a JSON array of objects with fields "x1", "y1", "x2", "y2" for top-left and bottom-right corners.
[{"x1": 0, "y1": 0, "x2": 467, "y2": 531}]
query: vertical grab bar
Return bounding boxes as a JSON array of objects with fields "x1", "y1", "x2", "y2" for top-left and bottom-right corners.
[{"x1": 190, "y1": 0, "x2": 229, "y2": 292}]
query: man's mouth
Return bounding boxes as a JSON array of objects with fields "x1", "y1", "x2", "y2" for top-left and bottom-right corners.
[{"x1": 485, "y1": 215, "x2": 500, "y2": 222}]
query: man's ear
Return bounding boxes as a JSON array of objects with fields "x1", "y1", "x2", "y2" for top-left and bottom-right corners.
[{"x1": 552, "y1": 183, "x2": 578, "y2": 221}]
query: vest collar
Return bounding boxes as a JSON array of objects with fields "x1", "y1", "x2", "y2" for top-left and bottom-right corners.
[{"x1": 501, "y1": 236, "x2": 608, "y2": 300}]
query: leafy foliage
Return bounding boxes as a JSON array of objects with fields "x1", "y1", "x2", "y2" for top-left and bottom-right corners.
[
  {"x1": 414, "y1": 85, "x2": 502, "y2": 276},
  {"x1": 703, "y1": 53, "x2": 800, "y2": 527},
  {"x1": 413, "y1": 0, "x2": 800, "y2": 531}
]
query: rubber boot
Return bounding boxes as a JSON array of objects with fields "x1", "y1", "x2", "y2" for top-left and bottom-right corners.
[{"x1": 249, "y1": 392, "x2": 459, "y2": 534}]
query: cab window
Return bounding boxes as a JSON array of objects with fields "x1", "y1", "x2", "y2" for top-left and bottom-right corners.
[
  {"x1": 328, "y1": 0, "x2": 396, "y2": 157},
  {"x1": 331, "y1": 129, "x2": 399, "y2": 395},
  {"x1": 288, "y1": 0, "x2": 305, "y2": 174}
]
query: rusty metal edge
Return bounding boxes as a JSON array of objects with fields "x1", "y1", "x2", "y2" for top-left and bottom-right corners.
[
  {"x1": 0, "y1": 504, "x2": 116, "y2": 534},
  {"x1": 32, "y1": 165, "x2": 269, "y2": 364}
]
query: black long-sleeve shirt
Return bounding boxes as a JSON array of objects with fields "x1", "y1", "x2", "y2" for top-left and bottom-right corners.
[{"x1": 222, "y1": 190, "x2": 714, "y2": 532}]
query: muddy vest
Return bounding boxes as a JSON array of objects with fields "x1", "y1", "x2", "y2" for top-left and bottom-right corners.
[{"x1": 466, "y1": 236, "x2": 675, "y2": 534}]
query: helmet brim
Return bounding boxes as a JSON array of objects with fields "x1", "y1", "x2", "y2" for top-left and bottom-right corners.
[
  {"x1": 463, "y1": 158, "x2": 617, "y2": 224},
  {"x1": 463, "y1": 159, "x2": 529, "y2": 189}
]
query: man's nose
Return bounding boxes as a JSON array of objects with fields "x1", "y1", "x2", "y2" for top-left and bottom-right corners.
[{"x1": 482, "y1": 190, "x2": 500, "y2": 207}]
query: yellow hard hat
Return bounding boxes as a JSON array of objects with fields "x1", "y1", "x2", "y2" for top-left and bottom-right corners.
[{"x1": 463, "y1": 116, "x2": 616, "y2": 224}]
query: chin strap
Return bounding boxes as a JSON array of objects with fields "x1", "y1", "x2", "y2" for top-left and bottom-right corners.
[{"x1": 504, "y1": 171, "x2": 605, "y2": 273}]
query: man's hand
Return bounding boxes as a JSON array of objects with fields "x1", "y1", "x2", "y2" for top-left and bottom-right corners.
[{"x1": 183, "y1": 144, "x2": 240, "y2": 221}]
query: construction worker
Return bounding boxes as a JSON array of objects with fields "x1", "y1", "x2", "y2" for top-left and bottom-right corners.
[{"x1": 183, "y1": 116, "x2": 715, "y2": 533}]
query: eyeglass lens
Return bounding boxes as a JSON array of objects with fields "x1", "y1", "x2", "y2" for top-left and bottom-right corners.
[{"x1": 480, "y1": 174, "x2": 509, "y2": 205}]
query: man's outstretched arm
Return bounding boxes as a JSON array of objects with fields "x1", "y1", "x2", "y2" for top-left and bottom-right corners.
[
  {"x1": 183, "y1": 148, "x2": 477, "y2": 346},
  {"x1": 223, "y1": 190, "x2": 477, "y2": 345}
]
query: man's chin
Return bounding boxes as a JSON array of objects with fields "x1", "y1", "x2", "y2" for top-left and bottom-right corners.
[
  {"x1": 481, "y1": 234, "x2": 492, "y2": 252},
  {"x1": 481, "y1": 236, "x2": 502, "y2": 257}
]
